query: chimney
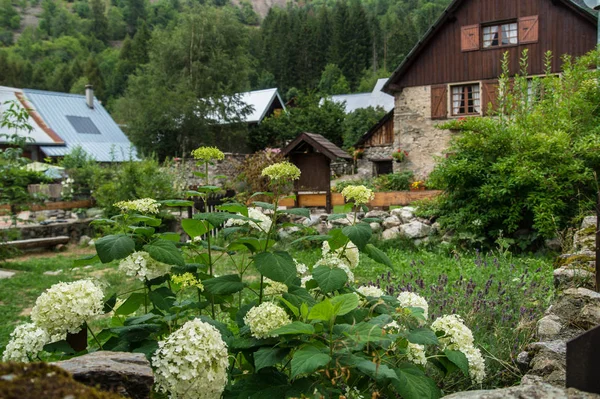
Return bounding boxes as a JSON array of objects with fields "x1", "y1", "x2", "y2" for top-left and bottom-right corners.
[{"x1": 85, "y1": 85, "x2": 94, "y2": 109}]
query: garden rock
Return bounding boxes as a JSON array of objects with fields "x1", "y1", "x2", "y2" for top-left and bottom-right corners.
[
  {"x1": 382, "y1": 216, "x2": 401, "y2": 229},
  {"x1": 399, "y1": 220, "x2": 430, "y2": 239},
  {"x1": 391, "y1": 206, "x2": 416, "y2": 223},
  {"x1": 330, "y1": 214, "x2": 356, "y2": 227},
  {"x1": 365, "y1": 210, "x2": 389, "y2": 219},
  {"x1": 53, "y1": 351, "x2": 154, "y2": 399},
  {"x1": 442, "y1": 380, "x2": 600, "y2": 399},
  {"x1": 526, "y1": 340, "x2": 567, "y2": 386},
  {"x1": 78, "y1": 235, "x2": 92, "y2": 246},
  {"x1": 302, "y1": 215, "x2": 321, "y2": 227},
  {"x1": 581, "y1": 215, "x2": 596, "y2": 230},
  {"x1": 536, "y1": 314, "x2": 563, "y2": 341},
  {"x1": 370, "y1": 222, "x2": 381, "y2": 233},
  {"x1": 545, "y1": 238, "x2": 562, "y2": 252},
  {"x1": 382, "y1": 227, "x2": 400, "y2": 240},
  {"x1": 553, "y1": 266, "x2": 594, "y2": 290}
]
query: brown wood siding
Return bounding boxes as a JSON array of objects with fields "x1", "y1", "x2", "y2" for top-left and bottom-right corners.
[
  {"x1": 396, "y1": 0, "x2": 596, "y2": 88},
  {"x1": 482, "y1": 80, "x2": 499, "y2": 115},
  {"x1": 365, "y1": 117, "x2": 394, "y2": 146}
]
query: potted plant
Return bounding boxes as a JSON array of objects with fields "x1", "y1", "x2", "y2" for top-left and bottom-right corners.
[
  {"x1": 392, "y1": 148, "x2": 408, "y2": 162},
  {"x1": 410, "y1": 180, "x2": 426, "y2": 191}
]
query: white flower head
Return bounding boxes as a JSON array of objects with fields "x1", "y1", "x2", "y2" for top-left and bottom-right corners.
[
  {"x1": 244, "y1": 302, "x2": 291, "y2": 339},
  {"x1": 356, "y1": 285, "x2": 385, "y2": 298},
  {"x1": 118, "y1": 251, "x2": 172, "y2": 281},
  {"x1": 431, "y1": 314, "x2": 486, "y2": 384},
  {"x1": 152, "y1": 319, "x2": 229, "y2": 399},
  {"x1": 397, "y1": 291, "x2": 429, "y2": 320},
  {"x1": 225, "y1": 208, "x2": 272, "y2": 233},
  {"x1": 322, "y1": 241, "x2": 359, "y2": 269},
  {"x1": 2, "y1": 323, "x2": 50, "y2": 362},
  {"x1": 406, "y1": 343, "x2": 427, "y2": 366},
  {"x1": 263, "y1": 278, "x2": 288, "y2": 296},
  {"x1": 31, "y1": 280, "x2": 104, "y2": 335},
  {"x1": 114, "y1": 198, "x2": 160, "y2": 214}
]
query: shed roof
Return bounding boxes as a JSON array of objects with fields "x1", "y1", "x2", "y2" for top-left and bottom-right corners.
[
  {"x1": 0, "y1": 86, "x2": 64, "y2": 146},
  {"x1": 328, "y1": 78, "x2": 394, "y2": 113},
  {"x1": 383, "y1": 0, "x2": 597, "y2": 94},
  {"x1": 23, "y1": 89, "x2": 137, "y2": 162},
  {"x1": 282, "y1": 132, "x2": 352, "y2": 160}
]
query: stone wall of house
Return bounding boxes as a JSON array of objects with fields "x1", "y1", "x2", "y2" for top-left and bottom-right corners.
[
  {"x1": 355, "y1": 145, "x2": 395, "y2": 178},
  {"x1": 393, "y1": 86, "x2": 452, "y2": 179}
]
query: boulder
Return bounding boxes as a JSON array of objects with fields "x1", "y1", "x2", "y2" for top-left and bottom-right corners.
[
  {"x1": 545, "y1": 238, "x2": 563, "y2": 252},
  {"x1": 365, "y1": 210, "x2": 389, "y2": 219},
  {"x1": 330, "y1": 214, "x2": 356, "y2": 226},
  {"x1": 78, "y1": 235, "x2": 92, "y2": 246},
  {"x1": 553, "y1": 266, "x2": 594, "y2": 290},
  {"x1": 391, "y1": 206, "x2": 416, "y2": 223},
  {"x1": 382, "y1": 227, "x2": 400, "y2": 240},
  {"x1": 526, "y1": 340, "x2": 567, "y2": 386},
  {"x1": 536, "y1": 315, "x2": 563, "y2": 341},
  {"x1": 399, "y1": 221, "x2": 431, "y2": 239},
  {"x1": 581, "y1": 215, "x2": 597, "y2": 230},
  {"x1": 370, "y1": 222, "x2": 382, "y2": 233},
  {"x1": 53, "y1": 351, "x2": 154, "y2": 399},
  {"x1": 382, "y1": 216, "x2": 401, "y2": 229},
  {"x1": 442, "y1": 380, "x2": 600, "y2": 399},
  {"x1": 302, "y1": 215, "x2": 322, "y2": 227}
]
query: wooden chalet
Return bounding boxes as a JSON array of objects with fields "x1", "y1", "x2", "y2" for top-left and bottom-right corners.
[
  {"x1": 355, "y1": 110, "x2": 395, "y2": 176},
  {"x1": 282, "y1": 132, "x2": 351, "y2": 212},
  {"x1": 376, "y1": 0, "x2": 597, "y2": 177}
]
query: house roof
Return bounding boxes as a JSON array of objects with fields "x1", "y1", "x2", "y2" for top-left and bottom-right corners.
[
  {"x1": 238, "y1": 88, "x2": 285, "y2": 123},
  {"x1": 328, "y1": 78, "x2": 395, "y2": 113},
  {"x1": 355, "y1": 109, "x2": 394, "y2": 147},
  {"x1": 282, "y1": 132, "x2": 352, "y2": 160},
  {"x1": 0, "y1": 86, "x2": 64, "y2": 146},
  {"x1": 22, "y1": 88, "x2": 137, "y2": 162},
  {"x1": 382, "y1": 0, "x2": 597, "y2": 94}
]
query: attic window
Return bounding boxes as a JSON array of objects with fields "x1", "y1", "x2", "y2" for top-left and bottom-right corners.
[
  {"x1": 66, "y1": 116, "x2": 101, "y2": 134},
  {"x1": 483, "y1": 22, "x2": 518, "y2": 48}
]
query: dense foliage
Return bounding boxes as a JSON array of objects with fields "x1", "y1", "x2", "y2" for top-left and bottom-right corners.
[
  {"x1": 0, "y1": 0, "x2": 450, "y2": 156},
  {"x1": 426, "y1": 50, "x2": 600, "y2": 248}
]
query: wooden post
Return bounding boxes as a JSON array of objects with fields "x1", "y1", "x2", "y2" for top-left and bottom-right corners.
[{"x1": 596, "y1": 190, "x2": 600, "y2": 292}]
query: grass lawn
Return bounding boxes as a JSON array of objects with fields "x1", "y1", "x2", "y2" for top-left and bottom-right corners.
[{"x1": 0, "y1": 240, "x2": 554, "y2": 391}]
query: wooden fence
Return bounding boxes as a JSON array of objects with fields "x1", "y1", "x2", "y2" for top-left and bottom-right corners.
[
  {"x1": 278, "y1": 190, "x2": 442, "y2": 208},
  {"x1": 0, "y1": 199, "x2": 94, "y2": 214}
]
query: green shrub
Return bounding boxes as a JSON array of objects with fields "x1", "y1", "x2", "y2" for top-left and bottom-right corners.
[
  {"x1": 373, "y1": 171, "x2": 414, "y2": 191},
  {"x1": 332, "y1": 178, "x2": 374, "y2": 193},
  {"x1": 428, "y1": 50, "x2": 600, "y2": 247}
]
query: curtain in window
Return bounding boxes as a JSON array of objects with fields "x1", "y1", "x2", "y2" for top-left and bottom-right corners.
[
  {"x1": 483, "y1": 26, "x2": 499, "y2": 48},
  {"x1": 502, "y1": 23, "x2": 518, "y2": 45},
  {"x1": 471, "y1": 84, "x2": 480, "y2": 113}
]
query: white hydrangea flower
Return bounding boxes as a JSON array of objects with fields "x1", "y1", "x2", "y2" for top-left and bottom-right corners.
[
  {"x1": 264, "y1": 278, "x2": 288, "y2": 296},
  {"x1": 114, "y1": 198, "x2": 160, "y2": 214},
  {"x1": 294, "y1": 259, "x2": 308, "y2": 276},
  {"x1": 322, "y1": 241, "x2": 359, "y2": 269},
  {"x1": 152, "y1": 319, "x2": 229, "y2": 399},
  {"x1": 225, "y1": 208, "x2": 272, "y2": 233},
  {"x1": 314, "y1": 255, "x2": 355, "y2": 282},
  {"x1": 2, "y1": 323, "x2": 50, "y2": 362},
  {"x1": 118, "y1": 251, "x2": 172, "y2": 281},
  {"x1": 31, "y1": 280, "x2": 104, "y2": 335},
  {"x1": 406, "y1": 343, "x2": 427, "y2": 366},
  {"x1": 244, "y1": 302, "x2": 291, "y2": 339},
  {"x1": 397, "y1": 291, "x2": 429, "y2": 319},
  {"x1": 383, "y1": 320, "x2": 401, "y2": 333},
  {"x1": 431, "y1": 314, "x2": 486, "y2": 384},
  {"x1": 356, "y1": 285, "x2": 385, "y2": 298}
]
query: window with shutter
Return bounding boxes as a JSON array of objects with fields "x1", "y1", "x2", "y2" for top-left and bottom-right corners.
[
  {"x1": 519, "y1": 15, "x2": 539, "y2": 44},
  {"x1": 451, "y1": 84, "x2": 481, "y2": 116},
  {"x1": 461, "y1": 24, "x2": 480, "y2": 52},
  {"x1": 431, "y1": 85, "x2": 448, "y2": 119}
]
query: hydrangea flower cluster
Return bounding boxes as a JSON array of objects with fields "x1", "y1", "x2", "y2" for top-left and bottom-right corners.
[
  {"x1": 356, "y1": 285, "x2": 385, "y2": 298},
  {"x1": 244, "y1": 302, "x2": 291, "y2": 339},
  {"x1": 171, "y1": 272, "x2": 204, "y2": 291},
  {"x1": 191, "y1": 146, "x2": 225, "y2": 162},
  {"x1": 397, "y1": 291, "x2": 429, "y2": 319},
  {"x1": 340, "y1": 185, "x2": 375, "y2": 206},
  {"x1": 263, "y1": 278, "x2": 288, "y2": 296},
  {"x1": 31, "y1": 280, "x2": 104, "y2": 335},
  {"x1": 383, "y1": 321, "x2": 427, "y2": 366},
  {"x1": 431, "y1": 314, "x2": 486, "y2": 384},
  {"x1": 118, "y1": 251, "x2": 172, "y2": 281},
  {"x1": 225, "y1": 207, "x2": 272, "y2": 232},
  {"x1": 314, "y1": 255, "x2": 355, "y2": 282},
  {"x1": 152, "y1": 319, "x2": 229, "y2": 399},
  {"x1": 2, "y1": 323, "x2": 50, "y2": 362},
  {"x1": 114, "y1": 198, "x2": 160, "y2": 214},
  {"x1": 294, "y1": 259, "x2": 312, "y2": 287},
  {"x1": 322, "y1": 241, "x2": 359, "y2": 269},
  {"x1": 261, "y1": 161, "x2": 301, "y2": 181}
]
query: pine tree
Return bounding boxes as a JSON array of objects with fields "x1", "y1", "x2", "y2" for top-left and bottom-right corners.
[
  {"x1": 124, "y1": 0, "x2": 146, "y2": 36},
  {"x1": 90, "y1": 0, "x2": 109, "y2": 42}
]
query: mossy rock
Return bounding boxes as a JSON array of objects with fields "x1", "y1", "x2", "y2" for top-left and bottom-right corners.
[
  {"x1": 0, "y1": 362, "x2": 124, "y2": 399},
  {"x1": 554, "y1": 253, "x2": 595, "y2": 269}
]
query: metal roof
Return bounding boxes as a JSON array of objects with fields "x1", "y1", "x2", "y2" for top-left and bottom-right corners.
[
  {"x1": 208, "y1": 88, "x2": 286, "y2": 124},
  {"x1": 23, "y1": 89, "x2": 137, "y2": 162},
  {"x1": 0, "y1": 86, "x2": 64, "y2": 146},
  {"x1": 328, "y1": 78, "x2": 395, "y2": 114}
]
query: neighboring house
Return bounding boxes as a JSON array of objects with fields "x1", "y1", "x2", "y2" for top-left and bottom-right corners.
[
  {"x1": 354, "y1": 110, "x2": 395, "y2": 177},
  {"x1": 328, "y1": 78, "x2": 395, "y2": 114},
  {"x1": 0, "y1": 85, "x2": 137, "y2": 162},
  {"x1": 236, "y1": 88, "x2": 286, "y2": 125},
  {"x1": 379, "y1": 0, "x2": 596, "y2": 177}
]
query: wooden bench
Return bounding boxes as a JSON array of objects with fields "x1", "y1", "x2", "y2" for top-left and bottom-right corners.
[{"x1": 1, "y1": 236, "x2": 70, "y2": 250}]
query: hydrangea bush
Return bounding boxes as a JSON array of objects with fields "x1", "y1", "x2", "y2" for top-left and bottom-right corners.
[{"x1": 4, "y1": 147, "x2": 487, "y2": 398}]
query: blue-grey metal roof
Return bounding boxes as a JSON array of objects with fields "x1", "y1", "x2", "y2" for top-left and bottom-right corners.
[
  {"x1": 23, "y1": 89, "x2": 138, "y2": 162},
  {"x1": 328, "y1": 78, "x2": 395, "y2": 114}
]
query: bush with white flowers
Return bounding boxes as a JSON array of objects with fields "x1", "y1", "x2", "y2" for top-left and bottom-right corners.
[
  {"x1": 2, "y1": 323, "x2": 51, "y2": 362},
  {"x1": 118, "y1": 251, "x2": 172, "y2": 281},
  {"x1": 244, "y1": 302, "x2": 291, "y2": 339}
]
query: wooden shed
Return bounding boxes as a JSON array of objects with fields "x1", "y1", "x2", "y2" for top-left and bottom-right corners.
[{"x1": 282, "y1": 132, "x2": 351, "y2": 212}]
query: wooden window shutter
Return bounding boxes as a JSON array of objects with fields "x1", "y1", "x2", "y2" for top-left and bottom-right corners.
[
  {"x1": 519, "y1": 15, "x2": 539, "y2": 44},
  {"x1": 482, "y1": 80, "x2": 499, "y2": 115},
  {"x1": 431, "y1": 85, "x2": 448, "y2": 119},
  {"x1": 461, "y1": 24, "x2": 480, "y2": 52}
]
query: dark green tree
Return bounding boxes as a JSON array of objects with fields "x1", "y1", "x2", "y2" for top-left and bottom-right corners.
[{"x1": 90, "y1": 0, "x2": 109, "y2": 42}]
